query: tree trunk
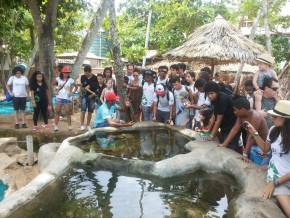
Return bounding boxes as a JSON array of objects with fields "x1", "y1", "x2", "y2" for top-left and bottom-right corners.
[
  {"x1": 71, "y1": 0, "x2": 111, "y2": 79},
  {"x1": 263, "y1": 0, "x2": 272, "y2": 55},
  {"x1": 24, "y1": 38, "x2": 38, "y2": 77},
  {"x1": 109, "y1": 0, "x2": 128, "y2": 121},
  {"x1": 24, "y1": 0, "x2": 58, "y2": 106},
  {"x1": 38, "y1": 25, "x2": 55, "y2": 87},
  {"x1": 0, "y1": 52, "x2": 7, "y2": 93},
  {"x1": 234, "y1": 6, "x2": 263, "y2": 92}
]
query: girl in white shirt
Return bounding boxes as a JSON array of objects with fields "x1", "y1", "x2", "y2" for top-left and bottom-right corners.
[
  {"x1": 245, "y1": 100, "x2": 290, "y2": 217},
  {"x1": 53, "y1": 66, "x2": 76, "y2": 131},
  {"x1": 6, "y1": 66, "x2": 29, "y2": 129}
]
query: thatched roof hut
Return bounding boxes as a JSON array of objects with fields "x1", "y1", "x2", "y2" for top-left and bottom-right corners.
[
  {"x1": 164, "y1": 15, "x2": 265, "y2": 67},
  {"x1": 279, "y1": 62, "x2": 290, "y2": 100},
  {"x1": 217, "y1": 64, "x2": 258, "y2": 74}
]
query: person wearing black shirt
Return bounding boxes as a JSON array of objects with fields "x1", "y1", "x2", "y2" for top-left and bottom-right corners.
[
  {"x1": 80, "y1": 65, "x2": 98, "y2": 131},
  {"x1": 29, "y1": 71, "x2": 51, "y2": 131},
  {"x1": 204, "y1": 82, "x2": 241, "y2": 153}
]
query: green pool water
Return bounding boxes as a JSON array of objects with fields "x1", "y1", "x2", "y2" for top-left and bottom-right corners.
[
  {"x1": 0, "y1": 180, "x2": 8, "y2": 202},
  {"x1": 74, "y1": 128, "x2": 191, "y2": 161},
  {"x1": 8, "y1": 164, "x2": 240, "y2": 218}
]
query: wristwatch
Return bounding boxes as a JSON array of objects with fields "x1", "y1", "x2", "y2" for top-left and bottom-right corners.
[{"x1": 252, "y1": 131, "x2": 259, "y2": 138}]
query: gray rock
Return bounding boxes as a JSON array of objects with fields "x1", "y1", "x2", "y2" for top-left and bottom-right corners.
[
  {"x1": 38, "y1": 143, "x2": 61, "y2": 172},
  {"x1": 0, "y1": 153, "x2": 15, "y2": 171},
  {"x1": 0, "y1": 138, "x2": 22, "y2": 156}
]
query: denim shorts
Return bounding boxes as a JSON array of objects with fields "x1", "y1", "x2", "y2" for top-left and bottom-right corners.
[
  {"x1": 56, "y1": 98, "x2": 72, "y2": 105},
  {"x1": 81, "y1": 96, "x2": 95, "y2": 113}
]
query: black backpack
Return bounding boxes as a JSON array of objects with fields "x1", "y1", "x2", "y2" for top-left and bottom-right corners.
[{"x1": 219, "y1": 83, "x2": 233, "y2": 96}]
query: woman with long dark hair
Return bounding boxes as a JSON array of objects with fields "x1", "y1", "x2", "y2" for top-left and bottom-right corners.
[
  {"x1": 29, "y1": 71, "x2": 51, "y2": 131},
  {"x1": 245, "y1": 100, "x2": 290, "y2": 217}
]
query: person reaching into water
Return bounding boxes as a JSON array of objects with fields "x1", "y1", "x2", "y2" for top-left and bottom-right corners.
[{"x1": 94, "y1": 92, "x2": 134, "y2": 128}]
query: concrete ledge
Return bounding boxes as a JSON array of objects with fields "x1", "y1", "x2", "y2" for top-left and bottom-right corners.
[
  {"x1": 0, "y1": 122, "x2": 286, "y2": 218},
  {"x1": 0, "y1": 173, "x2": 55, "y2": 218}
]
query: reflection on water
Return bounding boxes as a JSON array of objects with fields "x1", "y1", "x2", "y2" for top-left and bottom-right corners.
[
  {"x1": 8, "y1": 165, "x2": 239, "y2": 218},
  {"x1": 77, "y1": 128, "x2": 191, "y2": 161}
]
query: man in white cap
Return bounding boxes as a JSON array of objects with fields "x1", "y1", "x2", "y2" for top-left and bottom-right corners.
[{"x1": 152, "y1": 84, "x2": 174, "y2": 124}]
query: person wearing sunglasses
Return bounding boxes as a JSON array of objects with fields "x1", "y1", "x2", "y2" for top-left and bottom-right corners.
[
  {"x1": 255, "y1": 77, "x2": 280, "y2": 128},
  {"x1": 244, "y1": 100, "x2": 290, "y2": 218}
]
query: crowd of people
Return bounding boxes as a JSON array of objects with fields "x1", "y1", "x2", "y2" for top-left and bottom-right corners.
[{"x1": 4, "y1": 52, "x2": 290, "y2": 217}]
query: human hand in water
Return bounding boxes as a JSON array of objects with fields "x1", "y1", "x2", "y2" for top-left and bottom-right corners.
[{"x1": 262, "y1": 182, "x2": 275, "y2": 199}]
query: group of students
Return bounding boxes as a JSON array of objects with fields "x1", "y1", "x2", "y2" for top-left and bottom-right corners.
[
  {"x1": 93, "y1": 54, "x2": 289, "y2": 216},
  {"x1": 4, "y1": 53, "x2": 290, "y2": 216}
]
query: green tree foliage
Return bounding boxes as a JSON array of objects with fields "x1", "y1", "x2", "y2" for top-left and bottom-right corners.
[
  {"x1": 54, "y1": 0, "x2": 89, "y2": 54},
  {"x1": 256, "y1": 35, "x2": 290, "y2": 63},
  {"x1": 105, "y1": 0, "x2": 232, "y2": 63},
  {"x1": 236, "y1": 0, "x2": 290, "y2": 63},
  {"x1": 0, "y1": 1, "x2": 32, "y2": 62},
  {"x1": 0, "y1": 0, "x2": 90, "y2": 63}
]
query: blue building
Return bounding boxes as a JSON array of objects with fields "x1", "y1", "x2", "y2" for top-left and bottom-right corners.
[{"x1": 89, "y1": 31, "x2": 111, "y2": 58}]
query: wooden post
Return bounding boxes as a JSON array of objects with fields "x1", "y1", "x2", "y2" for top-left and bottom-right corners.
[{"x1": 26, "y1": 135, "x2": 34, "y2": 166}]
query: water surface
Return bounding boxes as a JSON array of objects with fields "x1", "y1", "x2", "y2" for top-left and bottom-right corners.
[
  {"x1": 75, "y1": 128, "x2": 191, "y2": 161},
  {"x1": 8, "y1": 164, "x2": 239, "y2": 218}
]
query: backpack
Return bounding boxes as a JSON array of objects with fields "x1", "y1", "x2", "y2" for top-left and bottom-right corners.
[
  {"x1": 155, "y1": 83, "x2": 169, "y2": 105},
  {"x1": 142, "y1": 80, "x2": 156, "y2": 88},
  {"x1": 219, "y1": 83, "x2": 233, "y2": 96}
]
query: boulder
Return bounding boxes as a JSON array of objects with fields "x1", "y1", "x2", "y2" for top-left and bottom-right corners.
[
  {"x1": 0, "y1": 138, "x2": 22, "y2": 156},
  {"x1": 0, "y1": 153, "x2": 15, "y2": 171},
  {"x1": 38, "y1": 143, "x2": 61, "y2": 171}
]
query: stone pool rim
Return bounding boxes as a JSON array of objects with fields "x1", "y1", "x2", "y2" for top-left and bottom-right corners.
[{"x1": 0, "y1": 122, "x2": 286, "y2": 218}]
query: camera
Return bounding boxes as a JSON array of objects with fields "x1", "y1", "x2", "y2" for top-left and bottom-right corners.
[{"x1": 240, "y1": 122, "x2": 249, "y2": 130}]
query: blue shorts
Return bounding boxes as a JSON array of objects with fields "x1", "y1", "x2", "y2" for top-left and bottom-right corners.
[
  {"x1": 56, "y1": 98, "x2": 72, "y2": 105},
  {"x1": 249, "y1": 145, "x2": 271, "y2": 166},
  {"x1": 81, "y1": 96, "x2": 95, "y2": 113}
]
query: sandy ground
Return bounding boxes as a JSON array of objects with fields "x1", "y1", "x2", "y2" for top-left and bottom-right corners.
[
  {"x1": 0, "y1": 111, "x2": 89, "y2": 135},
  {"x1": 0, "y1": 111, "x2": 89, "y2": 193}
]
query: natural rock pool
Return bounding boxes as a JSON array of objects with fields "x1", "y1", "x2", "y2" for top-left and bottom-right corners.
[
  {"x1": 7, "y1": 164, "x2": 240, "y2": 218},
  {"x1": 73, "y1": 128, "x2": 191, "y2": 161}
]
